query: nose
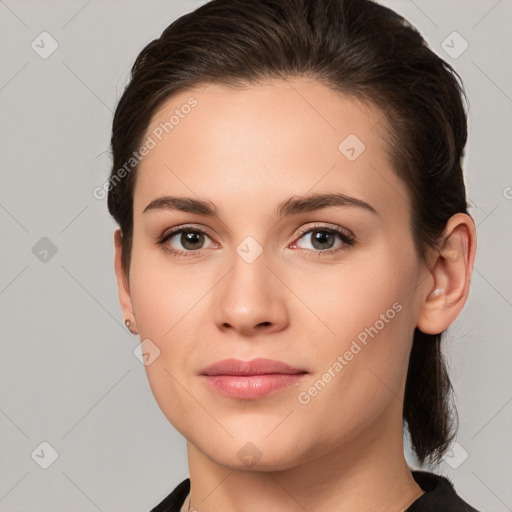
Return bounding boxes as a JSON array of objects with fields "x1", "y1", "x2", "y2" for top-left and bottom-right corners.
[{"x1": 214, "y1": 246, "x2": 289, "y2": 337}]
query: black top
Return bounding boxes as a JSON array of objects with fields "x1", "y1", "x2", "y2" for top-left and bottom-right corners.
[{"x1": 149, "y1": 470, "x2": 482, "y2": 511}]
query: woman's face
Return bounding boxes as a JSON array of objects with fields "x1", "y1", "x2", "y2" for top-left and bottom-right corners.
[{"x1": 118, "y1": 79, "x2": 431, "y2": 470}]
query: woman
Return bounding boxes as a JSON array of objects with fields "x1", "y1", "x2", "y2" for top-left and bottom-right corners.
[{"x1": 108, "y1": 0, "x2": 480, "y2": 510}]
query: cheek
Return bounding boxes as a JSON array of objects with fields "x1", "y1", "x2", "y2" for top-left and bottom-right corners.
[
  {"x1": 288, "y1": 302, "x2": 415, "y2": 454},
  {"x1": 128, "y1": 254, "x2": 209, "y2": 436},
  {"x1": 128, "y1": 240, "x2": 208, "y2": 341},
  {"x1": 292, "y1": 247, "x2": 416, "y2": 347},
  {"x1": 291, "y1": 247, "x2": 418, "y2": 410}
]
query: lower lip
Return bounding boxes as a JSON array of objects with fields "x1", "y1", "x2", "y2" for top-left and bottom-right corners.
[{"x1": 202, "y1": 374, "x2": 307, "y2": 399}]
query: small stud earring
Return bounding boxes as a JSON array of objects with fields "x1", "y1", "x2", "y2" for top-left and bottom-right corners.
[{"x1": 125, "y1": 318, "x2": 138, "y2": 335}]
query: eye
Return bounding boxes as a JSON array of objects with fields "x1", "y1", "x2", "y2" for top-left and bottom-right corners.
[
  {"x1": 157, "y1": 226, "x2": 216, "y2": 257},
  {"x1": 157, "y1": 223, "x2": 355, "y2": 258},
  {"x1": 291, "y1": 225, "x2": 355, "y2": 255}
]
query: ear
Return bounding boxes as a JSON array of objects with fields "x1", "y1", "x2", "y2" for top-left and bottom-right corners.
[
  {"x1": 416, "y1": 213, "x2": 477, "y2": 335},
  {"x1": 114, "y1": 228, "x2": 138, "y2": 334}
]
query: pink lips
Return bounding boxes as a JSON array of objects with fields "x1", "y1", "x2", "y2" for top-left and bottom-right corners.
[{"x1": 200, "y1": 358, "x2": 308, "y2": 399}]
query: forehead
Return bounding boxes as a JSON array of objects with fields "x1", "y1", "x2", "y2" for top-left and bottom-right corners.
[{"x1": 133, "y1": 79, "x2": 409, "y2": 221}]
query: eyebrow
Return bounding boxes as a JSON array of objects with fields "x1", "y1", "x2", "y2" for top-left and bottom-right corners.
[{"x1": 142, "y1": 192, "x2": 378, "y2": 218}]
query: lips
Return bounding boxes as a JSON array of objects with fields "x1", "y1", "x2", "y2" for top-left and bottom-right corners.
[
  {"x1": 200, "y1": 358, "x2": 307, "y2": 376},
  {"x1": 200, "y1": 358, "x2": 308, "y2": 399}
]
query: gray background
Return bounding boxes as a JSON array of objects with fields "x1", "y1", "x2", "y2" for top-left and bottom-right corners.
[{"x1": 0, "y1": 0, "x2": 511, "y2": 510}]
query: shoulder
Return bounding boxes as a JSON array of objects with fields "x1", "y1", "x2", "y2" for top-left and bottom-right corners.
[
  {"x1": 408, "y1": 470, "x2": 482, "y2": 512},
  {"x1": 148, "y1": 478, "x2": 190, "y2": 512}
]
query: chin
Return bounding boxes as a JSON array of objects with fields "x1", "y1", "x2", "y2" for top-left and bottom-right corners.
[
  {"x1": 193, "y1": 431, "x2": 313, "y2": 472},
  {"x1": 212, "y1": 450, "x2": 304, "y2": 473}
]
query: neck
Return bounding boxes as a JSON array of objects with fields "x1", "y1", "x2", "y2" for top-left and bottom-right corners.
[{"x1": 185, "y1": 412, "x2": 424, "y2": 512}]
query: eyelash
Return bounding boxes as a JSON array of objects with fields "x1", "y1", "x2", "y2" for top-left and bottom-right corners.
[{"x1": 156, "y1": 224, "x2": 356, "y2": 259}]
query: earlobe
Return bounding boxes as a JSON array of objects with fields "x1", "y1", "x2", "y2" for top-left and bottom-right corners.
[
  {"x1": 416, "y1": 213, "x2": 477, "y2": 335},
  {"x1": 113, "y1": 228, "x2": 138, "y2": 335}
]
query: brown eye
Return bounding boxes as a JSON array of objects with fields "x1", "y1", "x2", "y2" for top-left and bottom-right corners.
[
  {"x1": 179, "y1": 230, "x2": 206, "y2": 250},
  {"x1": 308, "y1": 230, "x2": 337, "y2": 250},
  {"x1": 159, "y1": 227, "x2": 215, "y2": 256},
  {"x1": 293, "y1": 227, "x2": 354, "y2": 253}
]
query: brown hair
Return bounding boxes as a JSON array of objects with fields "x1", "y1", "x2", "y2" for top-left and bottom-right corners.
[{"x1": 108, "y1": 0, "x2": 469, "y2": 465}]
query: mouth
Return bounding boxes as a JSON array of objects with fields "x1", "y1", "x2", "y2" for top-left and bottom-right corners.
[
  {"x1": 201, "y1": 357, "x2": 307, "y2": 376},
  {"x1": 200, "y1": 358, "x2": 308, "y2": 399}
]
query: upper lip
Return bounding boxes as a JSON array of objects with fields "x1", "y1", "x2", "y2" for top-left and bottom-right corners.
[{"x1": 201, "y1": 358, "x2": 307, "y2": 376}]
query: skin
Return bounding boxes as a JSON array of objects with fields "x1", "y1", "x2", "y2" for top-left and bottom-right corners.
[{"x1": 114, "y1": 78, "x2": 476, "y2": 512}]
